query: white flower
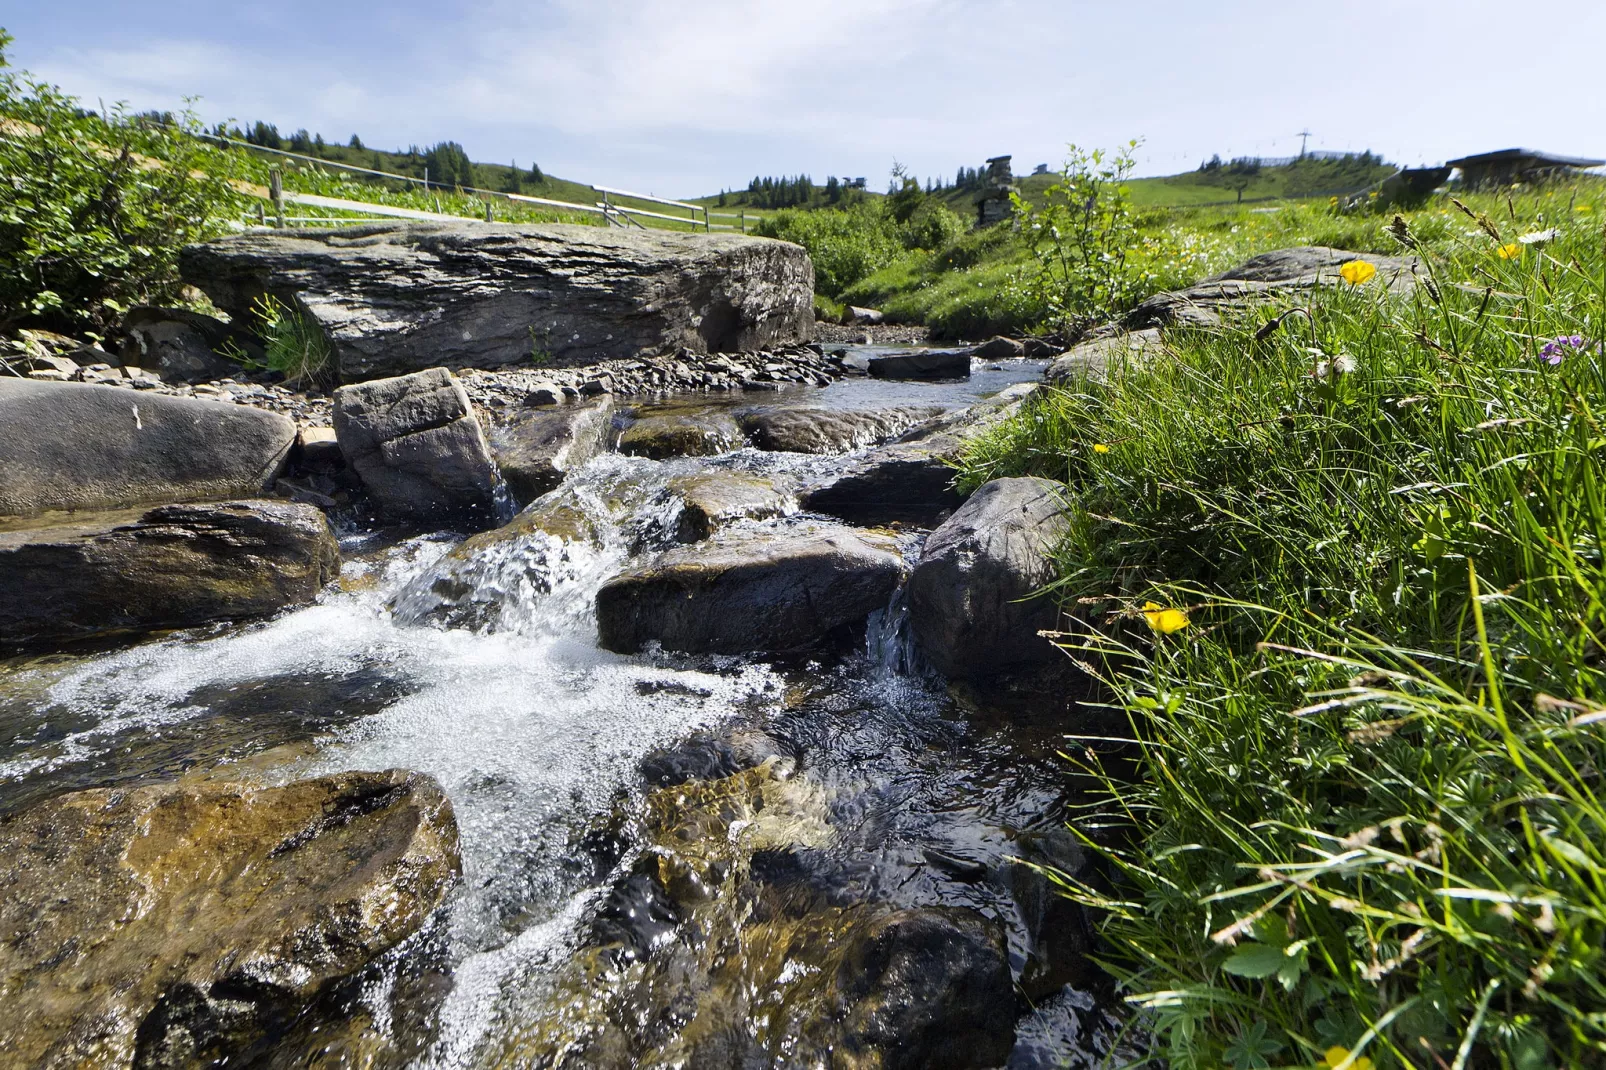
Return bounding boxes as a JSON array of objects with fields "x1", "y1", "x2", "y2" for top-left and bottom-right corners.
[
  {"x1": 1333, "y1": 353, "x2": 1359, "y2": 374},
  {"x1": 1518, "y1": 229, "x2": 1561, "y2": 245}
]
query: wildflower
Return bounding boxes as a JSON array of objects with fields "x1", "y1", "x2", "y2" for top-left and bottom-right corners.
[
  {"x1": 1576, "y1": 204, "x2": 1593, "y2": 213},
  {"x1": 1325, "y1": 1047, "x2": 1375, "y2": 1070},
  {"x1": 1141, "y1": 601, "x2": 1188, "y2": 634},
  {"x1": 1518, "y1": 228, "x2": 1560, "y2": 245},
  {"x1": 1338, "y1": 260, "x2": 1376, "y2": 285},
  {"x1": 1539, "y1": 335, "x2": 1590, "y2": 365},
  {"x1": 1092, "y1": 443, "x2": 1110, "y2": 454},
  {"x1": 1311, "y1": 353, "x2": 1358, "y2": 379},
  {"x1": 1496, "y1": 243, "x2": 1522, "y2": 259}
]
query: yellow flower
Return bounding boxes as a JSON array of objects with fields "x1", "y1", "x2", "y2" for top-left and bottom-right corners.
[
  {"x1": 1338, "y1": 260, "x2": 1376, "y2": 286},
  {"x1": 1324, "y1": 1048, "x2": 1374, "y2": 1070},
  {"x1": 1141, "y1": 601, "x2": 1189, "y2": 634},
  {"x1": 1497, "y1": 243, "x2": 1522, "y2": 259},
  {"x1": 1093, "y1": 443, "x2": 1111, "y2": 454},
  {"x1": 1577, "y1": 204, "x2": 1594, "y2": 213}
]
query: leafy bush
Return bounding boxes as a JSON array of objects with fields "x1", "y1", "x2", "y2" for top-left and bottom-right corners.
[
  {"x1": 754, "y1": 202, "x2": 903, "y2": 297},
  {"x1": 960, "y1": 186, "x2": 1606, "y2": 1067},
  {"x1": 900, "y1": 200, "x2": 966, "y2": 252},
  {"x1": 0, "y1": 31, "x2": 244, "y2": 336}
]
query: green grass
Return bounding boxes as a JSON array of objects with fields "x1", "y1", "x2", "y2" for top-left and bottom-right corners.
[{"x1": 957, "y1": 183, "x2": 1606, "y2": 1068}]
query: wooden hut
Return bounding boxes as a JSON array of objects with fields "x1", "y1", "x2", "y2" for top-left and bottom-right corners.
[{"x1": 1448, "y1": 148, "x2": 1604, "y2": 188}]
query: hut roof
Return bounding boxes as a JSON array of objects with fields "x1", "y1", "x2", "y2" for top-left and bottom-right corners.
[{"x1": 1447, "y1": 148, "x2": 1604, "y2": 169}]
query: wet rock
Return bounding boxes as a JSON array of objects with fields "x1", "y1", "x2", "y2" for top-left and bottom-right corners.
[
  {"x1": 668, "y1": 470, "x2": 795, "y2": 541},
  {"x1": 122, "y1": 305, "x2": 256, "y2": 383},
  {"x1": 842, "y1": 305, "x2": 884, "y2": 325},
  {"x1": 0, "y1": 770, "x2": 460, "y2": 1069},
  {"x1": 866, "y1": 349, "x2": 971, "y2": 380},
  {"x1": 616, "y1": 410, "x2": 743, "y2": 459},
  {"x1": 1125, "y1": 246, "x2": 1419, "y2": 330},
  {"x1": 819, "y1": 907, "x2": 1016, "y2": 1070},
  {"x1": 488, "y1": 398, "x2": 612, "y2": 505},
  {"x1": 333, "y1": 367, "x2": 501, "y2": 527},
  {"x1": 0, "y1": 500, "x2": 340, "y2": 648},
  {"x1": 972, "y1": 336, "x2": 1026, "y2": 361},
  {"x1": 181, "y1": 223, "x2": 815, "y2": 382},
  {"x1": 735, "y1": 404, "x2": 946, "y2": 453},
  {"x1": 0, "y1": 379, "x2": 296, "y2": 519},
  {"x1": 596, "y1": 524, "x2": 903, "y2": 654},
  {"x1": 1005, "y1": 828, "x2": 1094, "y2": 1000},
  {"x1": 801, "y1": 384, "x2": 1036, "y2": 526},
  {"x1": 293, "y1": 425, "x2": 344, "y2": 470},
  {"x1": 523, "y1": 381, "x2": 564, "y2": 406},
  {"x1": 1021, "y1": 336, "x2": 1066, "y2": 359},
  {"x1": 907, "y1": 477, "x2": 1070, "y2": 681},
  {"x1": 638, "y1": 729, "x2": 791, "y2": 789},
  {"x1": 1045, "y1": 327, "x2": 1166, "y2": 384}
]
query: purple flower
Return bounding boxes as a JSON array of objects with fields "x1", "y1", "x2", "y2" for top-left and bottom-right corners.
[{"x1": 1540, "y1": 335, "x2": 1590, "y2": 365}]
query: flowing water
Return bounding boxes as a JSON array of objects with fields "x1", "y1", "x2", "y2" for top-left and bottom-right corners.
[{"x1": 0, "y1": 356, "x2": 1121, "y2": 1067}]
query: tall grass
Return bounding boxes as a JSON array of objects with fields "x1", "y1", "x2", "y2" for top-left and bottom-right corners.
[{"x1": 960, "y1": 185, "x2": 1606, "y2": 1067}]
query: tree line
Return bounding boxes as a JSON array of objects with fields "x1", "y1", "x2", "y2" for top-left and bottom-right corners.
[{"x1": 220, "y1": 122, "x2": 546, "y2": 193}]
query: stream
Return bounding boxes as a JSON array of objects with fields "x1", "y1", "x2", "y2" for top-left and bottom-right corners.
[{"x1": 0, "y1": 353, "x2": 1120, "y2": 1068}]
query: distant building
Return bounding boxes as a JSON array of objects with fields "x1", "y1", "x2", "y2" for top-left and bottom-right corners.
[
  {"x1": 1448, "y1": 148, "x2": 1604, "y2": 188},
  {"x1": 976, "y1": 155, "x2": 1017, "y2": 226},
  {"x1": 846, "y1": 177, "x2": 867, "y2": 190},
  {"x1": 1032, "y1": 163, "x2": 1049, "y2": 175}
]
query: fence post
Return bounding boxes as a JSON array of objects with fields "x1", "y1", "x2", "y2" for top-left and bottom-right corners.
[
  {"x1": 269, "y1": 168, "x2": 284, "y2": 228},
  {"x1": 484, "y1": 200, "x2": 493, "y2": 222},
  {"x1": 740, "y1": 211, "x2": 746, "y2": 234}
]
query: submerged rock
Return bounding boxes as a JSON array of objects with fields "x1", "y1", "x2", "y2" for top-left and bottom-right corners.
[
  {"x1": 596, "y1": 524, "x2": 903, "y2": 654},
  {"x1": 0, "y1": 770, "x2": 460, "y2": 1069},
  {"x1": 734, "y1": 404, "x2": 945, "y2": 453},
  {"x1": 668, "y1": 470, "x2": 795, "y2": 541},
  {"x1": 0, "y1": 500, "x2": 339, "y2": 648},
  {"x1": 180, "y1": 222, "x2": 816, "y2": 382},
  {"x1": 488, "y1": 397, "x2": 613, "y2": 505},
  {"x1": 907, "y1": 477, "x2": 1070, "y2": 682},
  {"x1": 333, "y1": 367, "x2": 502, "y2": 527},
  {"x1": 866, "y1": 349, "x2": 971, "y2": 380},
  {"x1": 0, "y1": 379, "x2": 296, "y2": 519},
  {"x1": 616, "y1": 409, "x2": 743, "y2": 459}
]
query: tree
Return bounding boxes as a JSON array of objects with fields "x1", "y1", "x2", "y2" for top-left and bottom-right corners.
[
  {"x1": 529, "y1": 162, "x2": 544, "y2": 184},
  {"x1": 247, "y1": 121, "x2": 282, "y2": 150},
  {"x1": 502, "y1": 160, "x2": 522, "y2": 194},
  {"x1": 349, "y1": 133, "x2": 363, "y2": 149},
  {"x1": 423, "y1": 141, "x2": 474, "y2": 190}
]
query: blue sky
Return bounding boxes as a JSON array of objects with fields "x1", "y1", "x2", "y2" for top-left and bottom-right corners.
[{"x1": 7, "y1": 1, "x2": 1604, "y2": 197}]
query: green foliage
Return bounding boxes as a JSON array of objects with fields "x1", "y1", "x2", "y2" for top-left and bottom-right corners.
[
  {"x1": 754, "y1": 202, "x2": 903, "y2": 297},
  {"x1": 0, "y1": 32, "x2": 244, "y2": 334},
  {"x1": 901, "y1": 200, "x2": 966, "y2": 252},
  {"x1": 959, "y1": 184, "x2": 1606, "y2": 1067},
  {"x1": 1013, "y1": 141, "x2": 1145, "y2": 332},
  {"x1": 220, "y1": 294, "x2": 332, "y2": 384}
]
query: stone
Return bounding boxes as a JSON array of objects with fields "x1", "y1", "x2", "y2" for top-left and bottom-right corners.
[
  {"x1": 0, "y1": 770, "x2": 459, "y2": 1069},
  {"x1": 801, "y1": 384, "x2": 1035, "y2": 526},
  {"x1": 294, "y1": 425, "x2": 344, "y2": 469},
  {"x1": 841, "y1": 305, "x2": 884, "y2": 326},
  {"x1": 333, "y1": 368, "x2": 502, "y2": 527},
  {"x1": 735, "y1": 404, "x2": 947, "y2": 454},
  {"x1": 1021, "y1": 336, "x2": 1065, "y2": 359},
  {"x1": 616, "y1": 409, "x2": 743, "y2": 459},
  {"x1": 1125, "y1": 246, "x2": 1420, "y2": 330},
  {"x1": 906, "y1": 477, "x2": 1070, "y2": 681},
  {"x1": 0, "y1": 379, "x2": 296, "y2": 519},
  {"x1": 669, "y1": 471, "x2": 796, "y2": 541},
  {"x1": 1045, "y1": 327, "x2": 1166, "y2": 384},
  {"x1": 865, "y1": 349, "x2": 971, "y2": 380},
  {"x1": 523, "y1": 381, "x2": 563, "y2": 406},
  {"x1": 0, "y1": 500, "x2": 340, "y2": 648},
  {"x1": 22, "y1": 352, "x2": 81, "y2": 377},
  {"x1": 596, "y1": 524, "x2": 903, "y2": 654},
  {"x1": 181, "y1": 223, "x2": 816, "y2": 382},
  {"x1": 121, "y1": 305, "x2": 256, "y2": 383},
  {"x1": 488, "y1": 398, "x2": 612, "y2": 506},
  {"x1": 971, "y1": 336, "x2": 1026, "y2": 361}
]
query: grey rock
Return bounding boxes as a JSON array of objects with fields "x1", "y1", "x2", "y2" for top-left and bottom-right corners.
[
  {"x1": 801, "y1": 385, "x2": 1036, "y2": 526},
  {"x1": 122, "y1": 305, "x2": 255, "y2": 383},
  {"x1": 669, "y1": 471, "x2": 795, "y2": 541},
  {"x1": 523, "y1": 381, "x2": 563, "y2": 406},
  {"x1": 488, "y1": 398, "x2": 612, "y2": 506},
  {"x1": 971, "y1": 336, "x2": 1025, "y2": 361},
  {"x1": 333, "y1": 368, "x2": 502, "y2": 526},
  {"x1": 1126, "y1": 246, "x2": 1419, "y2": 330},
  {"x1": 616, "y1": 409, "x2": 743, "y2": 459},
  {"x1": 0, "y1": 770, "x2": 459, "y2": 1070},
  {"x1": 0, "y1": 500, "x2": 339, "y2": 648},
  {"x1": 21, "y1": 352, "x2": 81, "y2": 377},
  {"x1": 907, "y1": 477, "x2": 1070, "y2": 680},
  {"x1": 1045, "y1": 327, "x2": 1166, "y2": 384},
  {"x1": 596, "y1": 524, "x2": 903, "y2": 654},
  {"x1": 866, "y1": 349, "x2": 971, "y2": 380},
  {"x1": 735, "y1": 404, "x2": 946, "y2": 454},
  {"x1": 181, "y1": 223, "x2": 816, "y2": 382},
  {"x1": 841, "y1": 305, "x2": 884, "y2": 326},
  {"x1": 0, "y1": 379, "x2": 296, "y2": 519}
]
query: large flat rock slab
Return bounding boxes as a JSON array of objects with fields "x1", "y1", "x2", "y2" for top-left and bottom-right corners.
[
  {"x1": 0, "y1": 770, "x2": 459, "y2": 1069},
  {"x1": 181, "y1": 223, "x2": 816, "y2": 382},
  {"x1": 0, "y1": 500, "x2": 340, "y2": 648},
  {"x1": 596, "y1": 524, "x2": 903, "y2": 654},
  {"x1": 0, "y1": 379, "x2": 296, "y2": 519}
]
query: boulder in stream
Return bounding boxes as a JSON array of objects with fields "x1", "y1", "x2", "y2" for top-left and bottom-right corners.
[
  {"x1": 333, "y1": 367, "x2": 502, "y2": 527},
  {"x1": 0, "y1": 379, "x2": 296, "y2": 519},
  {"x1": 0, "y1": 500, "x2": 340, "y2": 648},
  {"x1": 866, "y1": 349, "x2": 971, "y2": 380},
  {"x1": 0, "y1": 770, "x2": 460, "y2": 1069},
  {"x1": 488, "y1": 397, "x2": 613, "y2": 505},
  {"x1": 596, "y1": 523, "x2": 903, "y2": 654},
  {"x1": 669, "y1": 470, "x2": 795, "y2": 541},
  {"x1": 180, "y1": 222, "x2": 816, "y2": 382},
  {"x1": 734, "y1": 404, "x2": 946, "y2": 453},
  {"x1": 616, "y1": 409, "x2": 744, "y2": 459},
  {"x1": 907, "y1": 476, "x2": 1070, "y2": 682}
]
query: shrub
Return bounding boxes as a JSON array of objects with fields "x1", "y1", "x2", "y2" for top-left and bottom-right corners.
[
  {"x1": 899, "y1": 200, "x2": 966, "y2": 252},
  {"x1": 754, "y1": 202, "x2": 902, "y2": 297},
  {"x1": 0, "y1": 31, "x2": 244, "y2": 337}
]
